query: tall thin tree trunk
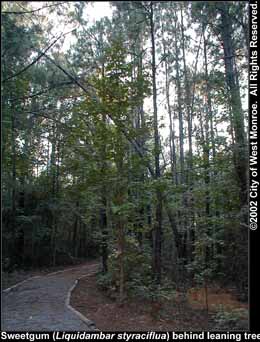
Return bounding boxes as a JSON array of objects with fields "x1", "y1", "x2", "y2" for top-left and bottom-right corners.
[
  {"x1": 180, "y1": 4, "x2": 193, "y2": 184},
  {"x1": 100, "y1": 192, "x2": 108, "y2": 273},
  {"x1": 100, "y1": 57, "x2": 109, "y2": 274},
  {"x1": 173, "y1": 17, "x2": 185, "y2": 184},
  {"x1": 203, "y1": 28, "x2": 211, "y2": 218},
  {"x1": 11, "y1": 111, "x2": 17, "y2": 261},
  {"x1": 203, "y1": 28, "x2": 216, "y2": 162},
  {"x1": 73, "y1": 201, "x2": 79, "y2": 257},
  {"x1": 219, "y1": 2, "x2": 248, "y2": 211},
  {"x1": 150, "y1": 2, "x2": 162, "y2": 284},
  {"x1": 115, "y1": 153, "x2": 126, "y2": 303},
  {"x1": 180, "y1": 5, "x2": 195, "y2": 264},
  {"x1": 164, "y1": 47, "x2": 177, "y2": 185},
  {"x1": 50, "y1": 125, "x2": 57, "y2": 266},
  {"x1": 219, "y1": 2, "x2": 248, "y2": 296},
  {"x1": 136, "y1": 51, "x2": 146, "y2": 249}
]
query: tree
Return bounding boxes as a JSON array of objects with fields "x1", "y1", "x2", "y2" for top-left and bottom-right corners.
[{"x1": 2, "y1": 1, "x2": 248, "y2": 304}]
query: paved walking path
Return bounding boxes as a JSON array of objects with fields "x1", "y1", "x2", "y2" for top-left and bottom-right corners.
[{"x1": 2, "y1": 262, "x2": 99, "y2": 331}]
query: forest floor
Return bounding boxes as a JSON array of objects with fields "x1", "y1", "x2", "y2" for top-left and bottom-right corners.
[
  {"x1": 71, "y1": 275, "x2": 249, "y2": 331},
  {"x1": 2, "y1": 260, "x2": 99, "y2": 331}
]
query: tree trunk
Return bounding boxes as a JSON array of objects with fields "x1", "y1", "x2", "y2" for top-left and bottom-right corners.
[
  {"x1": 11, "y1": 110, "x2": 17, "y2": 262},
  {"x1": 73, "y1": 201, "x2": 79, "y2": 257},
  {"x1": 202, "y1": 28, "x2": 211, "y2": 218},
  {"x1": 180, "y1": 5, "x2": 196, "y2": 264},
  {"x1": 164, "y1": 46, "x2": 177, "y2": 185},
  {"x1": 219, "y1": 1, "x2": 248, "y2": 297},
  {"x1": 114, "y1": 167, "x2": 126, "y2": 303},
  {"x1": 150, "y1": 2, "x2": 162, "y2": 284},
  {"x1": 203, "y1": 28, "x2": 216, "y2": 162},
  {"x1": 180, "y1": 4, "x2": 193, "y2": 184},
  {"x1": 50, "y1": 124, "x2": 58, "y2": 266},
  {"x1": 100, "y1": 195, "x2": 108, "y2": 273},
  {"x1": 100, "y1": 57, "x2": 109, "y2": 274},
  {"x1": 219, "y1": 2, "x2": 248, "y2": 211},
  {"x1": 173, "y1": 17, "x2": 185, "y2": 184}
]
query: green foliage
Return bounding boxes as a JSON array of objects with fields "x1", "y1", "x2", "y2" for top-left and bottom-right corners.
[
  {"x1": 130, "y1": 280, "x2": 178, "y2": 303},
  {"x1": 213, "y1": 306, "x2": 248, "y2": 330},
  {"x1": 96, "y1": 272, "x2": 114, "y2": 292},
  {"x1": 98, "y1": 237, "x2": 152, "y2": 297}
]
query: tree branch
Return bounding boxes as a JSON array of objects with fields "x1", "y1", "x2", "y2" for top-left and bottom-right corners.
[
  {"x1": 3, "y1": 30, "x2": 75, "y2": 83},
  {"x1": 2, "y1": 2, "x2": 67, "y2": 15}
]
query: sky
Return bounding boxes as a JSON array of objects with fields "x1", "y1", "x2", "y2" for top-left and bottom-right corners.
[
  {"x1": 86, "y1": 2, "x2": 113, "y2": 21},
  {"x1": 30, "y1": 2, "x2": 113, "y2": 49}
]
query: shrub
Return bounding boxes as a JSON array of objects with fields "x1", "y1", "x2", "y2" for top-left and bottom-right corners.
[{"x1": 213, "y1": 306, "x2": 248, "y2": 330}]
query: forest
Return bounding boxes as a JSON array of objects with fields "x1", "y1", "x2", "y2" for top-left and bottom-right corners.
[{"x1": 2, "y1": 1, "x2": 249, "y2": 331}]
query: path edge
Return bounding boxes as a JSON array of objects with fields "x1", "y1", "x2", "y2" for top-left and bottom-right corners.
[
  {"x1": 3, "y1": 276, "x2": 40, "y2": 293},
  {"x1": 2, "y1": 262, "x2": 98, "y2": 294},
  {"x1": 65, "y1": 272, "x2": 99, "y2": 331}
]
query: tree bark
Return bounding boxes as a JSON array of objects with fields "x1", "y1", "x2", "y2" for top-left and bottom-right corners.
[
  {"x1": 164, "y1": 45, "x2": 177, "y2": 185},
  {"x1": 150, "y1": 2, "x2": 162, "y2": 284},
  {"x1": 219, "y1": 2, "x2": 248, "y2": 212},
  {"x1": 100, "y1": 57, "x2": 109, "y2": 274},
  {"x1": 173, "y1": 17, "x2": 185, "y2": 184},
  {"x1": 180, "y1": 4, "x2": 193, "y2": 184},
  {"x1": 11, "y1": 110, "x2": 17, "y2": 262},
  {"x1": 202, "y1": 28, "x2": 212, "y2": 218}
]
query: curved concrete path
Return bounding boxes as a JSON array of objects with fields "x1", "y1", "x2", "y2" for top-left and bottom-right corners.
[{"x1": 2, "y1": 262, "x2": 99, "y2": 331}]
